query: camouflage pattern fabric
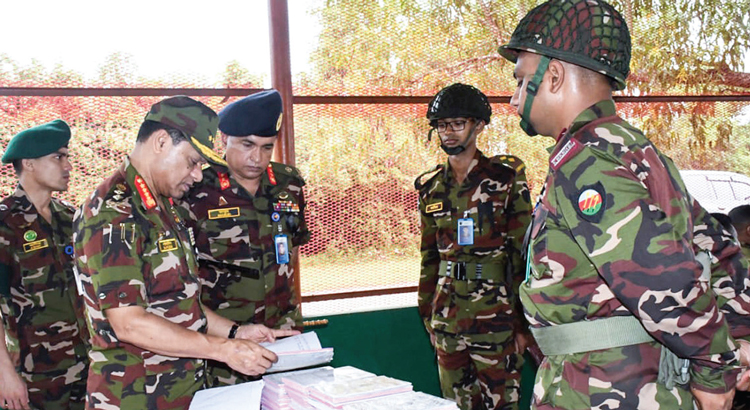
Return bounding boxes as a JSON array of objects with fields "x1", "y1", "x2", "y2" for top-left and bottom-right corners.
[
  {"x1": 416, "y1": 150, "x2": 532, "y2": 410},
  {"x1": 692, "y1": 206, "x2": 750, "y2": 341},
  {"x1": 0, "y1": 185, "x2": 88, "y2": 410},
  {"x1": 73, "y1": 157, "x2": 207, "y2": 410},
  {"x1": 176, "y1": 161, "x2": 309, "y2": 387},
  {"x1": 521, "y1": 99, "x2": 741, "y2": 410}
]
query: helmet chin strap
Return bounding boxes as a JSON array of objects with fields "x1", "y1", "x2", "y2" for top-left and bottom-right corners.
[
  {"x1": 440, "y1": 120, "x2": 481, "y2": 156},
  {"x1": 519, "y1": 56, "x2": 551, "y2": 137}
]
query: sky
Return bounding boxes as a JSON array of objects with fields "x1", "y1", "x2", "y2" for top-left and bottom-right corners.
[{"x1": 1, "y1": 0, "x2": 320, "y2": 87}]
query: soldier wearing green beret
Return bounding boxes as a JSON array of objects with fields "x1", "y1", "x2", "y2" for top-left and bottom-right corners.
[
  {"x1": 0, "y1": 119, "x2": 89, "y2": 410},
  {"x1": 176, "y1": 90, "x2": 309, "y2": 387},
  {"x1": 72, "y1": 96, "x2": 297, "y2": 410},
  {"x1": 499, "y1": 0, "x2": 750, "y2": 408}
]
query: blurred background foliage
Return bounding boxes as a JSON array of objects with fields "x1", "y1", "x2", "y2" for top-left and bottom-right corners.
[{"x1": 0, "y1": 0, "x2": 748, "y2": 290}]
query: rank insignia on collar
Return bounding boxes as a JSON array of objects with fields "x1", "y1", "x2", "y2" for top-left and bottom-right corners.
[
  {"x1": 23, "y1": 230, "x2": 37, "y2": 242},
  {"x1": 218, "y1": 173, "x2": 231, "y2": 191},
  {"x1": 573, "y1": 182, "x2": 606, "y2": 223},
  {"x1": 134, "y1": 175, "x2": 157, "y2": 210},
  {"x1": 267, "y1": 164, "x2": 277, "y2": 186},
  {"x1": 158, "y1": 238, "x2": 178, "y2": 253},
  {"x1": 208, "y1": 207, "x2": 240, "y2": 220},
  {"x1": 425, "y1": 202, "x2": 443, "y2": 213},
  {"x1": 23, "y1": 239, "x2": 48, "y2": 253}
]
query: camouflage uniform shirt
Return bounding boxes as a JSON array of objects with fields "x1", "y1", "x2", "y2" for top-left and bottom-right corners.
[
  {"x1": 177, "y1": 162, "x2": 309, "y2": 330},
  {"x1": 73, "y1": 157, "x2": 206, "y2": 410},
  {"x1": 0, "y1": 185, "x2": 88, "y2": 399},
  {"x1": 521, "y1": 100, "x2": 741, "y2": 409},
  {"x1": 417, "y1": 150, "x2": 532, "y2": 336}
]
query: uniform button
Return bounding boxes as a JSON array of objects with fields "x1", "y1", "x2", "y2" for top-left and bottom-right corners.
[
  {"x1": 99, "y1": 293, "x2": 106, "y2": 300},
  {"x1": 118, "y1": 292, "x2": 127, "y2": 299}
]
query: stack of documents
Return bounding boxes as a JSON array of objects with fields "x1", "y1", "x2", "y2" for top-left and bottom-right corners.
[
  {"x1": 281, "y1": 366, "x2": 375, "y2": 409},
  {"x1": 261, "y1": 366, "x2": 373, "y2": 410},
  {"x1": 328, "y1": 392, "x2": 459, "y2": 410},
  {"x1": 306, "y1": 375, "x2": 413, "y2": 408},
  {"x1": 262, "y1": 331, "x2": 334, "y2": 374}
]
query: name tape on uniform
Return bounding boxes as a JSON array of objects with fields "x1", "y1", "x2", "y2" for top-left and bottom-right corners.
[
  {"x1": 425, "y1": 202, "x2": 443, "y2": 213},
  {"x1": 208, "y1": 207, "x2": 241, "y2": 220},
  {"x1": 158, "y1": 238, "x2": 178, "y2": 253},
  {"x1": 23, "y1": 239, "x2": 49, "y2": 253}
]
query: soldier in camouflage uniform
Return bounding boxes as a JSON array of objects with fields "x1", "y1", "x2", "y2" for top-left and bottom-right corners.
[
  {"x1": 73, "y1": 96, "x2": 295, "y2": 410},
  {"x1": 0, "y1": 120, "x2": 88, "y2": 410},
  {"x1": 729, "y1": 205, "x2": 750, "y2": 260},
  {"x1": 415, "y1": 83, "x2": 532, "y2": 410},
  {"x1": 498, "y1": 1, "x2": 749, "y2": 408},
  {"x1": 177, "y1": 90, "x2": 309, "y2": 387}
]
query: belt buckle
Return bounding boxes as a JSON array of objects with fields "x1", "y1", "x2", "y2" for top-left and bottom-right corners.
[{"x1": 454, "y1": 262, "x2": 467, "y2": 281}]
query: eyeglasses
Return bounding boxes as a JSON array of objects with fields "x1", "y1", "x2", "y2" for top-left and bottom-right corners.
[{"x1": 435, "y1": 120, "x2": 470, "y2": 133}]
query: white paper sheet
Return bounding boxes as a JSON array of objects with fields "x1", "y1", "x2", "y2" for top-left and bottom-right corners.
[
  {"x1": 189, "y1": 380, "x2": 264, "y2": 410},
  {"x1": 262, "y1": 332, "x2": 334, "y2": 373}
]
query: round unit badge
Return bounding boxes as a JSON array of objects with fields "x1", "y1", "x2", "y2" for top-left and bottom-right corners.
[
  {"x1": 271, "y1": 212, "x2": 281, "y2": 222},
  {"x1": 23, "y1": 230, "x2": 37, "y2": 242},
  {"x1": 578, "y1": 189, "x2": 603, "y2": 216},
  {"x1": 65, "y1": 245, "x2": 74, "y2": 255}
]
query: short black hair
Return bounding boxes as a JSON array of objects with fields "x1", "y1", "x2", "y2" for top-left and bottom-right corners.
[
  {"x1": 729, "y1": 205, "x2": 750, "y2": 228},
  {"x1": 136, "y1": 120, "x2": 188, "y2": 145}
]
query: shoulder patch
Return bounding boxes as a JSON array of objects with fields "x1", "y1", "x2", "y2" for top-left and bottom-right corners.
[
  {"x1": 414, "y1": 164, "x2": 444, "y2": 191},
  {"x1": 571, "y1": 182, "x2": 607, "y2": 223}
]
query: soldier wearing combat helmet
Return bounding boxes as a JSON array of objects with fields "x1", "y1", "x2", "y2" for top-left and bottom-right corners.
[
  {"x1": 73, "y1": 96, "x2": 296, "y2": 410},
  {"x1": 499, "y1": 0, "x2": 750, "y2": 408},
  {"x1": 0, "y1": 120, "x2": 89, "y2": 410},
  {"x1": 415, "y1": 83, "x2": 532, "y2": 410}
]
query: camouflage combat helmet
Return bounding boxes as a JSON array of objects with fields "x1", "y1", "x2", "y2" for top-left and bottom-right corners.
[
  {"x1": 427, "y1": 83, "x2": 492, "y2": 127},
  {"x1": 498, "y1": 0, "x2": 631, "y2": 136}
]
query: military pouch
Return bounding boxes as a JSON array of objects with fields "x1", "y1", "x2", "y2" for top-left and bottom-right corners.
[{"x1": 657, "y1": 344, "x2": 690, "y2": 389}]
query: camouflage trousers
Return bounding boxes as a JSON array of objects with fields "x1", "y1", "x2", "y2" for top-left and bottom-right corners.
[
  {"x1": 24, "y1": 366, "x2": 87, "y2": 410},
  {"x1": 434, "y1": 330, "x2": 523, "y2": 410}
]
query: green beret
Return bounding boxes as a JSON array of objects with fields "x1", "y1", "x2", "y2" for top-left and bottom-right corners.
[
  {"x1": 2, "y1": 119, "x2": 71, "y2": 164},
  {"x1": 144, "y1": 96, "x2": 227, "y2": 168}
]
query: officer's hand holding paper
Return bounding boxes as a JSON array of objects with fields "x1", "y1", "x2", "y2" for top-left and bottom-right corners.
[{"x1": 261, "y1": 331, "x2": 334, "y2": 373}]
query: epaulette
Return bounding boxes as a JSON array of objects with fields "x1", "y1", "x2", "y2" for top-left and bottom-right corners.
[
  {"x1": 271, "y1": 161, "x2": 301, "y2": 178},
  {"x1": 414, "y1": 164, "x2": 444, "y2": 191},
  {"x1": 270, "y1": 162, "x2": 305, "y2": 188},
  {"x1": 492, "y1": 155, "x2": 525, "y2": 174},
  {"x1": 102, "y1": 179, "x2": 134, "y2": 215}
]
